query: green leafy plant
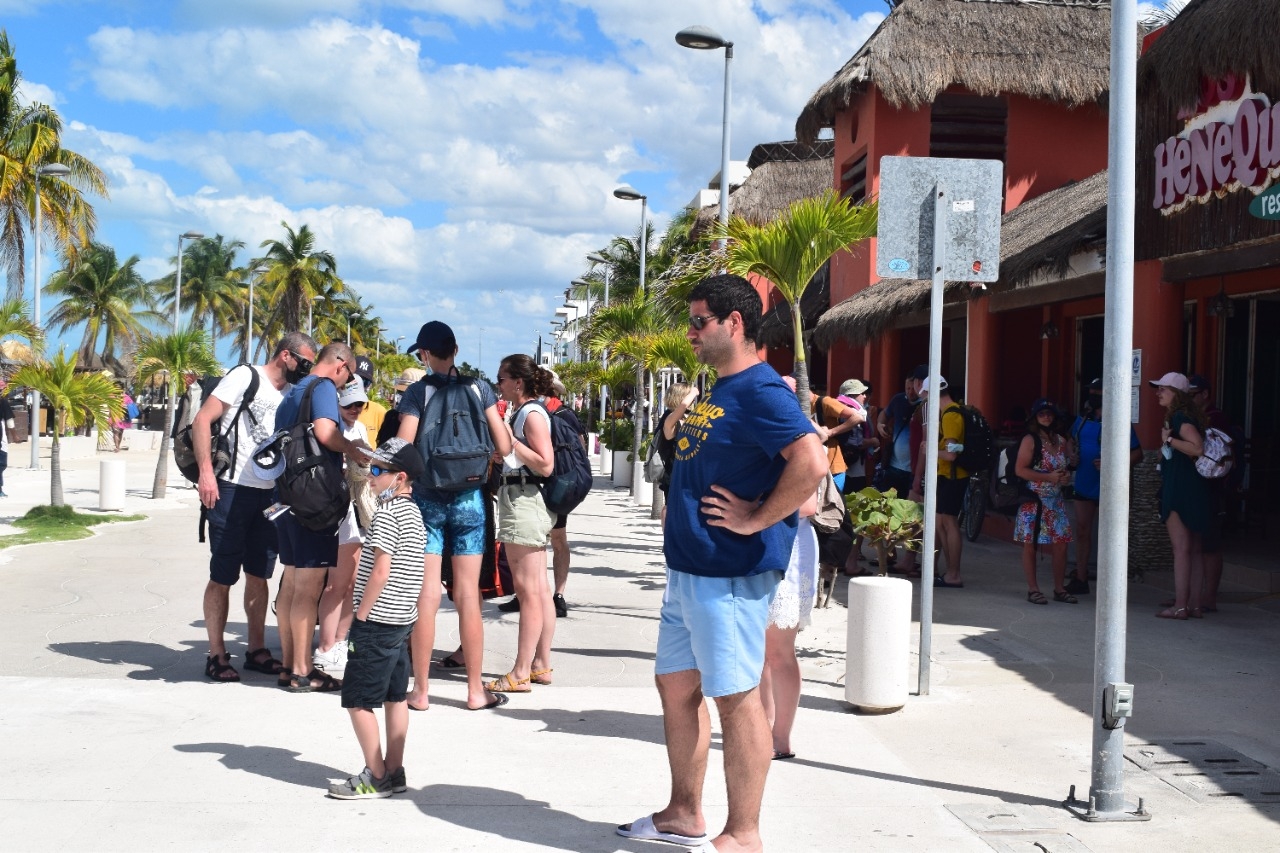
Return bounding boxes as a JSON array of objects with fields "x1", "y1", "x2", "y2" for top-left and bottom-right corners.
[
  {"x1": 1, "y1": 505, "x2": 145, "y2": 548},
  {"x1": 601, "y1": 418, "x2": 634, "y2": 455},
  {"x1": 844, "y1": 487, "x2": 923, "y2": 574}
]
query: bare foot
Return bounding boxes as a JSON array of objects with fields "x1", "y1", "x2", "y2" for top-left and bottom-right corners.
[
  {"x1": 466, "y1": 689, "x2": 502, "y2": 710},
  {"x1": 406, "y1": 686, "x2": 429, "y2": 712}
]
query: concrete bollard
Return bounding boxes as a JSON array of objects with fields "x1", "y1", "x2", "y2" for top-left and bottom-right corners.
[
  {"x1": 99, "y1": 459, "x2": 127, "y2": 511},
  {"x1": 845, "y1": 576, "x2": 912, "y2": 713}
]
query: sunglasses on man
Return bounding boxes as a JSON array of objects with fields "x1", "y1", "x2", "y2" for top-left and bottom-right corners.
[{"x1": 688, "y1": 312, "x2": 725, "y2": 330}]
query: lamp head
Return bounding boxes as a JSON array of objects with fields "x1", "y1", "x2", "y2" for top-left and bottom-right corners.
[
  {"x1": 676, "y1": 25, "x2": 730, "y2": 50},
  {"x1": 613, "y1": 185, "x2": 645, "y2": 202},
  {"x1": 586, "y1": 252, "x2": 608, "y2": 264},
  {"x1": 36, "y1": 163, "x2": 71, "y2": 178},
  {"x1": 181, "y1": 230, "x2": 204, "y2": 240}
]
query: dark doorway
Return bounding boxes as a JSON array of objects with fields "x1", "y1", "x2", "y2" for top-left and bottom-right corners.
[{"x1": 1075, "y1": 315, "x2": 1105, "y2": 412}]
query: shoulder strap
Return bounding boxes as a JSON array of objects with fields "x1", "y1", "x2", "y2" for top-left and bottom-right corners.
[{"x1": 298, "y1": 376, "x2": 330, "y2": 426}]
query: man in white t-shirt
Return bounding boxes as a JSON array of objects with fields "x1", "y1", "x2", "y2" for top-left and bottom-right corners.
[{"x1": 193, "y1": 332, "x2": 319, "y2": 683}]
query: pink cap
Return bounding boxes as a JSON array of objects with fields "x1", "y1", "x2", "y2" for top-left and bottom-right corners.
[{"x1": 1147, "y1": 372, "x2": 1189, "y2": 392}]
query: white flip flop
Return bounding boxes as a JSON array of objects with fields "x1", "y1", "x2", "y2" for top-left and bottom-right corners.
[{"x1": 615, "y1": 813, "x2": 709, "y2": 846}]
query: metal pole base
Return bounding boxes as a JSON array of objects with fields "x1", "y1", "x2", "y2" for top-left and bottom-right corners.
[{"x1": 1063, "y1": 786, "x2": 1151, "y2": 822}]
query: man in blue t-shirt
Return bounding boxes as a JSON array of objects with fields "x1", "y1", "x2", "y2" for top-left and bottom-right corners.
[
  {"x1": 273, "y1": 342, "x2": 367, "y2": 692},
  {"x1": 617, "y1": 275, "x2": 826, "y2": 853}
]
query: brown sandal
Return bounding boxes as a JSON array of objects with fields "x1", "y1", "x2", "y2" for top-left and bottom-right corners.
[
  {"x1": 485, "y1": 672, "x2": 531, "y2": 693},
  {"x1": 530, "y1": 668, "x2": 553, "y2": 685}
]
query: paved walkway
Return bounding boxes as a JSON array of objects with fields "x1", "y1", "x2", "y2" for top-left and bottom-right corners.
[{"x1": 1, "y1": 441, "x2": 1278, "y2": 851}]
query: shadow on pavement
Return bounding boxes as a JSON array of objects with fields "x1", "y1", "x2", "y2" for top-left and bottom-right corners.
[
  {"x1": 174, "y1": 742, "x2": 346, "y2": 788},
  {"x1": 412, "y1": 783, "x2": 656, "y2": 852},
  {"x1": 48, "y1": 631, "x2": 284, "y2": 687},
  {"x1": 789, "y1": 756, "x2": 1066, "y2": 808},
  {"x1": 499, "y1": 707, "x2": 666, "y2": 746}
]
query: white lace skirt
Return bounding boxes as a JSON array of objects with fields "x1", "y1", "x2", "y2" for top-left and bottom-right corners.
[{"x1": 767, "y1": 517, "x2": 818, "y2": 631}]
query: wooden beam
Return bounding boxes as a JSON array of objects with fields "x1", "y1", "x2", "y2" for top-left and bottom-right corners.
[{"x1": 1161, "y1": 238, "x2": 1280, "y2": 282}]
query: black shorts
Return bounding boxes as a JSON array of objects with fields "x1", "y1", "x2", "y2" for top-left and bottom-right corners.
[
  {"x1": 935, "y1": 477, "x2": 968, "y2": 517},
  {"x1": 1202, "y1": 491, "x2": 1226, "y2": 554},
  {"x1": 274, "y1": 510, "x2": 338, "y2": 568},
  {"x1": 341, "y1": 619, "x2": 414, "y2": 710},
  {"x1": 878, "y1": 466, "x2": 912, "y2": 496},
  {"x1": 207, "y1": 482, "x2": 278, "y2": 585},
  {"x1": 553, "y1": 513, "x2": 567, "y2": 531}
]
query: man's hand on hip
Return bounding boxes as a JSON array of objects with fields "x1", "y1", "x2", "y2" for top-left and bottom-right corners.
[{"x1": 701, "y1": 485, "x2": 762, "y2": 536}]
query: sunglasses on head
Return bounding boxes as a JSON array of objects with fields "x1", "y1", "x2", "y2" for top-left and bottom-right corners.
[
  {"x1": 688, "y1": 312, "x2": 724, "y2": 330},
  {"x1": 369, "y1": 465, "x2": 400, "y2": 477}
]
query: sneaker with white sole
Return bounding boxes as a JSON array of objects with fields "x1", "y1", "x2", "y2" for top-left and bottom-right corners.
[
  {"x1": 328, "y1": 767, "x2": 394, "y2": 800},
  {"x1": 387, "y1": 766, "x2": 407, "y2": 793},
  {"x1": 313, "y1": 643, "x2": 346, "y2": 672}
]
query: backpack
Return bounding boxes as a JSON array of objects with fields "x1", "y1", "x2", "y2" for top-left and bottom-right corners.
[
  {"x1": 274, "y1": 378, "x2": 351, "y2": 531},
  {"x1": 1195, "y1": 427, "x2": 1235, "y2": 480},
  {"x1": 414, "y1": 372, "x2": 493, "y2": 492},
  {"x1": 994, "y1": 433, "x2": 1042, "y2": 510},
  {"x1": 172, "y1": 365, "x2": 260, "y2": 484},
  {"x1": 643, "y1": 439, "x2": 665, "y2": 484},
  {"x1": 542, "y1": 405, "x2": 593, "y2": 515},
  {"x1": 946, "y1": 402, "x2": 995, "y2": 474}
]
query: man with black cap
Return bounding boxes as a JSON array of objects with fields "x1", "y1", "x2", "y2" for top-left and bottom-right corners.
[
  {"x1": 353, "y1": 355, "x2": 387, "y2": 441},
  {"x1": 1067, "y1": 378, "x2": 1142, "y2": 594},
  {"x1": 397, "y1": 321, "x2": 512, "y2": 712},
  {"x1": 876, "y1": 365, "x2": 927, "y2": 496}
]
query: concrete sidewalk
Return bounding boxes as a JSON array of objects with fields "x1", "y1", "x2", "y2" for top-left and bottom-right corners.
[{"x1": 1, "y1": 443, "x2": 1278, "y2": 851}]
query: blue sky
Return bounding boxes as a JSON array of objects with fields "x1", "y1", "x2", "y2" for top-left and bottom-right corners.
[{"x1": 5, "y1": 0, "x2": 1167, "y2": 375}]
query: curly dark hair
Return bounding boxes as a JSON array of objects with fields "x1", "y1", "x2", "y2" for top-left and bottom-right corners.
[
  {"x1": 1163, "y1": 388, "x2": 1205, "y2": 432},
  {"x1": 499, "y1": 353, "x2": 555, "y2": 399},
  {"x1": 687, "y1": 274, "x2": 763, "y2": 342}
]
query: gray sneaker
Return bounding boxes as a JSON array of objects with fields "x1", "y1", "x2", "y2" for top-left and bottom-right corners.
[
  {"x1": 328, "y1": 767, "x2": 393, "y2": 800},
  {"x1": 387, "y1": 766, "x2": 407, "y2": 793}
]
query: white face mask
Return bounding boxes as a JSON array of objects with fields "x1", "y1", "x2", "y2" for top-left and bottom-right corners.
[{"x1": 377, "y1": 483, "x2": 399, "y2": 504}]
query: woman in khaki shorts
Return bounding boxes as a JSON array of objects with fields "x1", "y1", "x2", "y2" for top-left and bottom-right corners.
[{"x1": 487, "y1": 354, "x2": 557, "y2": 694}]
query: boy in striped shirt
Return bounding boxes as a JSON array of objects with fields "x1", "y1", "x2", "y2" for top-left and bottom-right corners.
[{"x1": 328, "y1": 438, "x2": 428, "y2": 800}]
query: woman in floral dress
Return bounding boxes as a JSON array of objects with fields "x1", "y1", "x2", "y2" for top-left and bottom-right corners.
[{"x1": 1014, "y1": 399, "x2": 1076, "y2": 605}]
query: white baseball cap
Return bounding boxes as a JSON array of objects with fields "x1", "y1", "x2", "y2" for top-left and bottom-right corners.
[{"x1": 919, "y1": 376, "x2": 948, "y2": 395}]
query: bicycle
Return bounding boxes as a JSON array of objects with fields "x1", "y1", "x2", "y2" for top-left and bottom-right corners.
[{"x1": 959, "y1": 469, "x2": 989, "y2": 542}]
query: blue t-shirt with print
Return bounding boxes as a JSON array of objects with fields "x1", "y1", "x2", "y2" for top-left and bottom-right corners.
[
  {"x1": 1070, "y1": 415, "x2": 1141, "y2": 500},
  {"x1": 665, "y1": 361, "x2": 817, "y2": 578},
  {"x1": 275, "y1": 375, "x2": 343, "y2": 467}
]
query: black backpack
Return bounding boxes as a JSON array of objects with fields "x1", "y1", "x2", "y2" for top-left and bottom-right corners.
[
  {"x1": 415, "y1": 371, "x2": 493, "y2": 492},
  {"x1": 994, "y1": 433, "x2": 1042, "y2": 510},
  {"x1": 173, "y1": 365, "x2": 260, "y2": 484},
  {"x1": 516, "y1": 401, "x2": 593, "y2": 515},
  {"x1": 946, "y1": 402, "x2": 995, "y2": 474},
  {"x1": 275, "y1": 378, "x2": 350, "y2": 531}
]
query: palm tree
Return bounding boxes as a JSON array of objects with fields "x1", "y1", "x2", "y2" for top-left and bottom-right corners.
[
  {"x1": 134, "y1": 329, "x2": 221, "y2": 499},
  {"x1": 44, "y1": 241, "x2": 151, "y2": 366},
  {"x1": 0, "y1": 296, "x2": 43, "y2": 359},
  {"x1": 153, "y1": 234, "x2": 246, "y2": 346},
  {"x1": 254, "y1": 222, "x2": 342, "y2": 340},
  {"x1": 11, "y1": 350, "x2": 120, "y2": 506},
  {"x1": 714, "y1": 189, "x2": 878, "y2": 412},
  {"x1": 0, "y1": 31, "x2": 108, "y2": 299}
]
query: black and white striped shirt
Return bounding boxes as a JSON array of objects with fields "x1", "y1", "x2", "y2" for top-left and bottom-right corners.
[{"x1": 353, "y1": 495, "x2": 426, "y2": 625}]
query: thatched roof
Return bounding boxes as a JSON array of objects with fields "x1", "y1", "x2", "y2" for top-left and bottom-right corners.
[
  {"x1": 692, "y1": 140, "x2": 834, "y2": 236},
  {"x1": 796, "y1": 0, "x2": 1112, "y2": 143},
  {"x1": 813, "y1": 169, "x2": 1108, "y2": 348},
  {"x1": 1137, "y1": 0, "x2": 1280, "y2": 114},
  {"x1": 757, "y1": 263, "x2": 830, "y2": 349}
]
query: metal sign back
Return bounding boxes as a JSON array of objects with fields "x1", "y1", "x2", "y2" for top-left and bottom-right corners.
[{"x1": 876, "y1": 156, "x2": 1004, "y2": 282}]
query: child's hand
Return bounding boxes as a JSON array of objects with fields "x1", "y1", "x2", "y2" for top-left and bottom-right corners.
[{"x1": 682, "y1": 389, "x2": 699, "y2": 408}]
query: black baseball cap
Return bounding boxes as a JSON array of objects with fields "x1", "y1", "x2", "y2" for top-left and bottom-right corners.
[
  {"x1": 909, "y1": 364, "x2": 928, "y2": 381},
  {"x1": 407, "y1": 321, "x2": 456, "y2": 356},
  {"x1": 354, "y1": 356, "x2": 374, "y2": 386},
  {"x1": 1187, "y1": 374, "x2": 1211, "y2": 392},
  {"x1": 367, "y1": 437, "x2": 425, "y2": 481}
]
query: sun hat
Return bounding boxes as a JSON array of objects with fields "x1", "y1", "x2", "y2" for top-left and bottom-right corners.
[
  {"x1": 1147, "y1": 372, "x2": 1189, "y2": 392},
  {"x1": 394, "y1": 367, "x2": 426, "y2": 391},
  {"x1": 338, "y1": 378, "x2": 368, "y2": 407},
  {"x1": 546, "y1": 369, "x2": 566, "y2": 398},
  {"x1": 839, "y1": 378, "x2": 869, "y2": 396}
]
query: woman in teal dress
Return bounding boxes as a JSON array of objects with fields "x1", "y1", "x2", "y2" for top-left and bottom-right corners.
[{"x1": 1148, "y1": 372, "x2": 1208, "y2": 620}]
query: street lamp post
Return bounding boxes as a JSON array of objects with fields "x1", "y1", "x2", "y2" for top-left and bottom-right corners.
[
  {"x1": 308, "y1": 295, "x2": 326, "y2": 337},
  {"x1": 375, "y1": 327, "x2": 388, "y2": 360},
  {"x1": 246, "y1": 278, "x2": 255, "y2": 363},
  {"x1": 173, "y1": 230, "x2": 205, "y2": 333},
  {"x1": 347, "y1": 311, "x2": 362, "y2": 346},
  {"x1": 29, "y1": 162, "x2": 71, "y2": 470},
  {"x1": 587, "y1": 253, "x2": 612, "y2": 477},
  {"x1": 613, "y1": 186, "x2": 648, "y2": 503},
  {"x1": 677, "y1": 25, "x2": 734, "y2": 237}
]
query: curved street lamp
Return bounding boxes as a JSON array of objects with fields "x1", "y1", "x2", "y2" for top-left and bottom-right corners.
[
  {"x1": 29, "y1": 162, "x2": 71, "y2": 470},
  {"x1": 612, "y1": 185, "x2": 650, "y2": 503},
  {"x1": 676, "y1": 25, "x2": 734, "y2": 234},
  {"x1": 174, "y1": 230, "x2": 204, "y2": 333},
  {"x1": 586, "y1": 253, "x2": 613, "y2": 475},
  {"x1": 308, "y1": 294, "x2": 326, "y2": 337},
  {"x1": 346, "y1": 311, "x2": 363, "y2": 347}
]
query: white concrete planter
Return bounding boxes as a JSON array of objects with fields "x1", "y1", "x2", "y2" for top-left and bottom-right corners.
[{"x1": 611, "y1": 451, "x2": 632, "y2": 487}]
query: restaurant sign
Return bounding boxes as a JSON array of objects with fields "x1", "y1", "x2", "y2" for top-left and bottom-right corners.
[
  {"x1": 1153, "y1": 75, "x2": 1280, "y2": 216},
  {"x1": 1250, "y1": 184, "x2": 1280, "y2": 221}
]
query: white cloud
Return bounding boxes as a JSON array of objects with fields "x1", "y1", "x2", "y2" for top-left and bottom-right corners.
[{"x1": 15, "y1": 80, "x2": 58, "y2": 108}]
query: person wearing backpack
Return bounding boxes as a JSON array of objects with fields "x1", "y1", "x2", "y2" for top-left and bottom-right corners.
[
  {"x1": 274, "y1": 342, "x2": 368, "y2": 692},
  {"x1": 916, "y1": 376, "x2": 967, "y2": 588},
  {"x1": 193, "y1": 332, "x2": 317, "y2": 684},
  {"x1": 396, "y1": 321, "x2": 511, "y2": 712},
  {"x1": 1188, "y1": 374, "x2": 1240, "y2": 614},
  {"x1": 1068, "y1": 378, "x2": 1142, "y2": 595},
  {"x1": 487, "y1": 353, "x2": 559, "y2": 696},
  {"x1": 1150, "y1": 372, "x2": 1209, "y2": 620},
  {"x1": 1014, "y1": 399, "x2": 1077, "y2": 605}
]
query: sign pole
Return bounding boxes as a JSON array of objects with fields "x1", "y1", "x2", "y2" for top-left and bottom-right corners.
[{"x1": 918, "y1": 180, "x2": 947, "y2": 696}]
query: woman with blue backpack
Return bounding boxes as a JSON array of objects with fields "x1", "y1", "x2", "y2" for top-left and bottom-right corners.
[{"x1": 1014, "y1": 399, "x2": 1076, "y2": 605}]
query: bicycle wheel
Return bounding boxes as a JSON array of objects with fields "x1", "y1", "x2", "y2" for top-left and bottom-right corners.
[{"x1": 963, "y1": 474, "x2": 986, "y2": 541}]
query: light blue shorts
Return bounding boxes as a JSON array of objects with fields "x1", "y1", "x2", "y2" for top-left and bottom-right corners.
[
  {"x1": 412, "y1": 488, "x2": 486, "y2": 556},
  {"x1": 655, "y1": 567, "x2": 782, "y2": 698}
]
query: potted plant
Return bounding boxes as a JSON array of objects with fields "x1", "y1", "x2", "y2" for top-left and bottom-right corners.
[
  {"x1": 844, "y1": 486, "x2": 924, "y2": 579},
  {"x1": 602, "y1": 417, "x2": 634, "y2": 487}
]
